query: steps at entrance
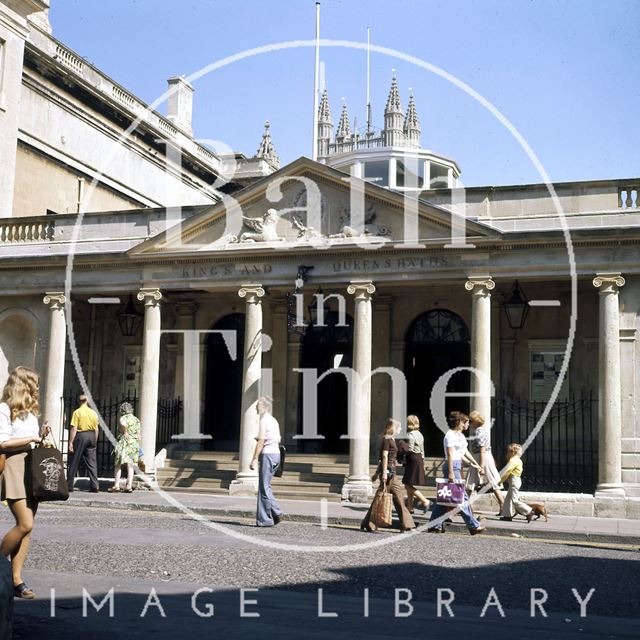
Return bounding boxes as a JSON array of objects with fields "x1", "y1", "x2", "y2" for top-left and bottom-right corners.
[{"x1": 158, "y1": 451, "x2": 446, "y2": 501}]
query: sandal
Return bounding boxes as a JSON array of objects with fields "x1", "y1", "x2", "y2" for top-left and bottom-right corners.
[
  {"x1": 14, "y1": 583, "x2": 34, "y2": 599},
  {"x1": 124, "y1": 487, "x2": 133, "y2": 493},
  {"x1": 107, "y1": 487, "x2": 120, "y2": 493}
]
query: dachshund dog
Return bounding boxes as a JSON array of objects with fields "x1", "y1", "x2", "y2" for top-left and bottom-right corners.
[{"x1": 526, "y1": 502, "x2": 548, "y2": 522}]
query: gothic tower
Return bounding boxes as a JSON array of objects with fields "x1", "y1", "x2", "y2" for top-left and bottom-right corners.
[
  {"x1": 404, "y1": 93, "x2": 421, "y2": 148},
  {"x1": 335, "y1": 102, "x2": 352, "y2": 144},
  {"x1": 255, "y1": 121, "x2": 280, "y2": 169},
  {"x1": 317, "y1": 88, "x2": 333, "y2": 163},
  {"x1": 383, "y1": 75, "x2": 405, "y2": 147}
]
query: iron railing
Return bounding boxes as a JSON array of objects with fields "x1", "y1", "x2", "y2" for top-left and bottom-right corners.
[{"x1": 491, "y1": 392, "x2": 598, "y2": 494}]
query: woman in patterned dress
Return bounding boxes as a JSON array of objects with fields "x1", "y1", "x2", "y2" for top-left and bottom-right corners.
[
  {"x1": 108, "y1": 402, "x2": 140, "y2": 493},
  {"x1": 466, "y1": 410, "x2": 504, "y2": 513}
]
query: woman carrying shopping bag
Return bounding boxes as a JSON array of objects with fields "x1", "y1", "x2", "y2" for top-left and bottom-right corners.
[
  {"x1": 428, "y1": 411, "x2": 486, "y2": 535},
  {"x1": 361, "y1": 419, "x2": 415, "y2": 533},
  {"x1": 0, "y1": 366, "x2": 51, "y2": 599}
]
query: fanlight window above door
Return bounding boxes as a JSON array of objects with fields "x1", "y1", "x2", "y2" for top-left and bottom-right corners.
[{"x1": 407, "y1": 309, "x2": 470, "y2": 344}]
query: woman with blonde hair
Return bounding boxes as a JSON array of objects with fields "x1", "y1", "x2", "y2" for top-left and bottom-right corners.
[
  {"x1": 0, "y1": 366, "x2": 50, "y2": 599},
  {"x1": 402, "y1": 415, "x2": 429, "y2": 514},
  {"x1": 467, "y1": 410, "x2": 504, "y2": 513},
  {"x1": 361, "y1": 419, "x2": 415, "y2": 533}
]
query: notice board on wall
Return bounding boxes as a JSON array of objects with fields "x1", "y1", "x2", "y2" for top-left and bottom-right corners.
[{"x1": 528, "y1": 340, "x2": 569, "y2": 401}]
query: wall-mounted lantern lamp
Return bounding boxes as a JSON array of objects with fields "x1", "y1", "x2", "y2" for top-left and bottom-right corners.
[
  {"x1": 117, "y1": 293, "x2": 143, "y2": 337},
  {"x1": 503, "y1": 280, "x2": 529, "y2": 330},
  {"x1": 286, "y1": 265, "x2": 314, "y2": 334}
]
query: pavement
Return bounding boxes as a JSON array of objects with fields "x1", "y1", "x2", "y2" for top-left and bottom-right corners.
[{"x1": 64, "y1": 485, "x2": 640, "y2": 546}]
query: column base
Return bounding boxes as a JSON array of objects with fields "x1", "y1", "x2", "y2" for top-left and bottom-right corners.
[
  {"x1": 134, "y1": 471, "x2": 156, "y2": 491},
  {"x1": 341, "y1": 477, "x2": 374, "y2": 503},
  {"x1": 229, "y1": 474, "x2": 258, "y2": 497},
  {"x1": 595, "y1": 483, "x2": 626, "y2": 496}
]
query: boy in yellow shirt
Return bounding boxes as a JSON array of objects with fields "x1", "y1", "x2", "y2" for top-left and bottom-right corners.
[{"x1": 499, "y1": 443, "x2": 534, "y2": 522}]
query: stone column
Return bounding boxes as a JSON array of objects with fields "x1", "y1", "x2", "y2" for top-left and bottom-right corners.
[
  {"x1": 173, "y1": 302, "x2": 197, "y2": 398},
  {"x1": 342, "y1": 281, "x2": 375, "y2": 503},
  {"x1": 42, "y1": 292, "x2": 67, "y2": 441},
  {"x1": 371, "y1": 296, "x2": 392, "y2": 454},
  {"x1": 464, "y1": 277, "x2": 495, "y2": 422},
  {"x1": 593, "y1": 273, "x2": 625, "y2": 495},
  {"x1": 137, "y1": 288, "x2": 162, "y2": 476},
  {"x1": 285, "y1": 333, "x2": 302, "y2": 452},
  {"x1": 270, "y1": 303, "x2": 288, "y2": 438},
  {"x1": 229, "y1": 284, "x2": 265, "y2": 496}
]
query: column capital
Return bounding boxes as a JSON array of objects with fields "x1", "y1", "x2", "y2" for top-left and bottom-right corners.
[
  {"x1": 238, "y1": 284, "x2": 265, "y2": 301},
  {"x1": 464, "y1": 277, "x2": 495, "y2": 293},
  {"x1": 137, "y1": 288, "x2": 163, "y2": 305},
  {"x1": 593, "y1": 273, "x2": 625, "y2": 291},
  {"x1": 347, "y1": 281, "x2": 376, "y2": 298},
  {"x1": 43, "y1": 292, "x2": 66, "y2": 308}
]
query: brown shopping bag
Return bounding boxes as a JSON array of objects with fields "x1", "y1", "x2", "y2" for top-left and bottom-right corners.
[{"x1": 371, "y1": 484, "x2": 393, "y2": 528}]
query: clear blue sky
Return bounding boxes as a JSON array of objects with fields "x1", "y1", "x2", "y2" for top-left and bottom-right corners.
[{"x1": 50, "y1": 0, "x2": 639, "y2": 187}]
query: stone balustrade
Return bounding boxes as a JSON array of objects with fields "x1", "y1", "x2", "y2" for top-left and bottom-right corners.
[
  {"x1": 618, "y1": 186, "x2": 638, "y2": 209},
  {"x1": 111, "y1": 85, "x2": 137, "y2": 111},
  {"x1": 54, "y1": 44, "x2": 84, "y2": 74},
  {"x1": 29, "y1": 28, "x2": 223, "y2": 176},
  {"x1": 0, "y1": 219, "x2": 54, "y2": 243}
]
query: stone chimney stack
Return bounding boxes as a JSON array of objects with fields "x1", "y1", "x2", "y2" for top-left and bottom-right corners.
[{"x1": 166, "y1": 76, "x2": 194, "y2": 136}]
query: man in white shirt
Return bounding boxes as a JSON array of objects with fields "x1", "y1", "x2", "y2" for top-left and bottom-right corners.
[{"x1": 250, "y1": 397, "x2": 284, "y2": 527}]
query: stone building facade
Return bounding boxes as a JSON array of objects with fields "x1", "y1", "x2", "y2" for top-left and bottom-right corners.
[{"x1": 0, "y1": 1, "x2": 638, "y2": 518}]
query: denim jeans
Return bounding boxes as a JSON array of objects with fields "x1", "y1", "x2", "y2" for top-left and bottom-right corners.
[
  {"x1": 256, "y1": 452, "x2": 283, "y2": 526},
  {"x1": 429, "y1": 460, "x2": 481, "y2": 530}
]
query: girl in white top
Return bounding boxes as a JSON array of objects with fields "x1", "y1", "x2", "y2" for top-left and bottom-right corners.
[
  {"x1": 428, "y1": 411, "x2": 485, "y2": 535},
  {"x1": 0, "y1": 366, "x2": 50, "y2": 599}
]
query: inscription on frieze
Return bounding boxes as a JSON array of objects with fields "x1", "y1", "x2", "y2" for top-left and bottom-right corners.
[
  {"x1": 180, "y1": 263, "x2": 273, "y2": 278},
  {"x1": 171, "y1": 255, "x2": 448, "y2": 281},
  {"x1": 332, "y1": 256, "x2": 448, "y2": 272}
]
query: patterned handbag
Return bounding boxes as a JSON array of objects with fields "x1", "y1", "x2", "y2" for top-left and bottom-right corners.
[
  {"x1": 26, "y1": 443, "x2": 69, "y2": 502},
  {"x1": 435, "y1": 479, "x2": 466, "y2": 507},
  {"x1": 371, "y1": 484, "x2": 393, "y2": 527}
]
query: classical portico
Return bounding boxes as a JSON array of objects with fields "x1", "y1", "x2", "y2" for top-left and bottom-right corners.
[{"x1": 0, "y1": 158, "x2": 638, "y2": 518}]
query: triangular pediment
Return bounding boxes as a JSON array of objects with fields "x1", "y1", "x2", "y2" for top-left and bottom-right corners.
[{"x1": 129, "y1": 157, "x2": 500, "y2": 256}]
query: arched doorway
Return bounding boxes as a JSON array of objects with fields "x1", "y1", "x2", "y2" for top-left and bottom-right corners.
[
  {"x1": 203, "y1": 313, "x2": 245, "y2": 450},
  {"x1": 405, "y1": 309, "x2": 470, "y2": 454},
  {"x1": 299, "y1": 311, "x2": 353, "y2": 453}
]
